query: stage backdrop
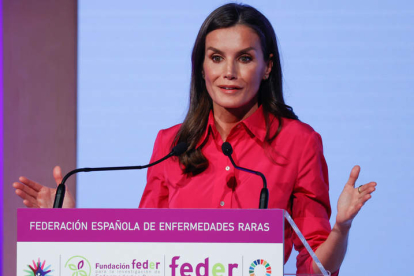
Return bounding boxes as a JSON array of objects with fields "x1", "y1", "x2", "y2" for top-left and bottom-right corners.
[{"x1": 77, "y1": 1, "x2": 414, "y2": 275}]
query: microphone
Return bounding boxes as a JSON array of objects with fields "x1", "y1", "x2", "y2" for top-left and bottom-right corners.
[
  {"x1": 221, "y1": 142, "x2": 269, "y2": 209},
  {"x1": 53, "y1": 142, "x2": 188, "y2": 208}
]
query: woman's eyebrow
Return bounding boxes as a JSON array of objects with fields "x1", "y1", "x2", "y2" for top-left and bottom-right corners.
[{"x1": 206, "y1": 46, "x2": 257, "y2": 55}]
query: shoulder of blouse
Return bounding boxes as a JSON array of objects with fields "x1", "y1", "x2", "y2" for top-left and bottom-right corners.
[
  {"x1": 279, "y1": 117, "x2": 320, "y2": 139},
  {"x1": 155, "y1": 123, "x2": 183, "y2": 145}
]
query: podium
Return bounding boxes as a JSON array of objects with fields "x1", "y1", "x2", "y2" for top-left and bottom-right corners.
[{"x1": 17, "y1": 208, "x2": 329, "y2": 276}]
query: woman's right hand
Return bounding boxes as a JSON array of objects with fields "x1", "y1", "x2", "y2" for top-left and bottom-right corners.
[{"x1": 12, "y1": 166, "x2": 76, "y2": 208}]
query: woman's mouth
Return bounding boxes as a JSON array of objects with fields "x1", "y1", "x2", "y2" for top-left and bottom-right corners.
[{"x1": 218, "y1": 85, "x2": 242, "y2": 93}]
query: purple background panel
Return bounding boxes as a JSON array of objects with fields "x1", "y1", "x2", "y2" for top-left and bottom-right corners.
[
  {"x1": 2, "y1": 1, "x2": 77, "y2": 275},
  {"x1": 17, "y1": 208, "x2": 284, "y2": 243}
]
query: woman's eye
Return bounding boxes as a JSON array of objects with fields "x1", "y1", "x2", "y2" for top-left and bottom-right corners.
[
  {"x1": 211, "y1": 55, "x2": 223, "y2": 62},
  {"x1": 239, "y1": 55, "x2": 252, "y2": 63}
]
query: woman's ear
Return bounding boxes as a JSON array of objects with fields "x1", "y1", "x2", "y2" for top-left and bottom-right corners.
[{"x1": 263, "y1": 54, "x2": 273, "y2": 80}]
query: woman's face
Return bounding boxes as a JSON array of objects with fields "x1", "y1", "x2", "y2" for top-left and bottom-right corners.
[{"x1": 203, "y1": 24, "x2": 272, "y2": 114}]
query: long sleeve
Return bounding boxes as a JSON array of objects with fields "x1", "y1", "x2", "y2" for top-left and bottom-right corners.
[{"x1": 291, "y1": 131, "x2": 334, "y2": 274}]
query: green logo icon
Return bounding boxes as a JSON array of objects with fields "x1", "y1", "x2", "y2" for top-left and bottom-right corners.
[{"x1": 65, "y1": 256, "x2": 91, "y2": 276}]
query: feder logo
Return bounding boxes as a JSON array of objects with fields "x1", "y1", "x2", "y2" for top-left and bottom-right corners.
[
  {"x1": 65, "y1": 255, "x2": 92, "y2": 276},
  {"x1": 169, "y1": 256, "x2": 239, "y2": 276},
  {"x1": 24, "y1": 258, "x2": 54, "y2": 276},
  {"x1": 249, "y1": 259, "x2": 271, "y2": 276}
]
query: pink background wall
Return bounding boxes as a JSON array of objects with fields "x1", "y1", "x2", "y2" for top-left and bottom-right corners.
[{"x1": 2, "y1": 1, "x2": 77, "y2": 275}]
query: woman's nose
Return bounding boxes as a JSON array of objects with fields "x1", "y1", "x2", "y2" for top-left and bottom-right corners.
[{"x1": 224, "y1": 61, "x2": 237, "y2": 80}]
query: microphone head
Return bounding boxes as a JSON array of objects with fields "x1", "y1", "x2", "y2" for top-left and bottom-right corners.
[
  {"x1": 221, "y1": 142, "x2": 233, "y2": 156},
  {"x1": 172, "y1": 142, "x2": 188, "y2": 156}
]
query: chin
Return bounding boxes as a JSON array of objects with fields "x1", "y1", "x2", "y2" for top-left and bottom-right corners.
[{"x1": 216, "y1": 100, "x2": 257, "y2": 112}]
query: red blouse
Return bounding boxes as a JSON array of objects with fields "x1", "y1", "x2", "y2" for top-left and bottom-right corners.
[{"x1": 139, "y1": 106, "x2": 333, "y2": 274}]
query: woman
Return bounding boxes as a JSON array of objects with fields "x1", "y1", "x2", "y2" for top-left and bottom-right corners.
[{"x1": 13, "y1": 3, "x2": 376, "y2": 275}]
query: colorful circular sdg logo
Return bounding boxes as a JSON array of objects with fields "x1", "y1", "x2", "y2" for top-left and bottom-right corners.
[
  {"x1": 249, "y1": 259, "x2": 271, "y2": 276},
  {"x1": 65, "y1": 256, "x2": 92, "y2": 276}
]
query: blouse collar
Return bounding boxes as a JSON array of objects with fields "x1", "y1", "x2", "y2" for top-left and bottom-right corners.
[{"x1": 196, "y1": 105, "x2": 273, "y2": 148}]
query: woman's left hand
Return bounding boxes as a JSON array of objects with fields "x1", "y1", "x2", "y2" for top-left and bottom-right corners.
[
  {"x1": 335, "y1": 165, "x2": 377, "y2": 230},
  {"x1": 313, "y1": 166, "x2": 376, "y2": 273}
]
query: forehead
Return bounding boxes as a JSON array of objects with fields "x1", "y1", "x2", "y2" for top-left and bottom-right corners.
[{"x1": 205, "y1": 25, "x2": 262, "y2": 52}]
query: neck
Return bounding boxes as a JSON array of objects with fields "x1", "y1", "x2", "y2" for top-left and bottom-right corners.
[{"x1": 213, "y1": 101, "x2": 259, "y2": 141}]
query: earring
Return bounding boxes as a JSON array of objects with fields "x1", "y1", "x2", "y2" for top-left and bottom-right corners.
[{"x1": 263, "y1": 75, "x2": 269, "y2": 80}]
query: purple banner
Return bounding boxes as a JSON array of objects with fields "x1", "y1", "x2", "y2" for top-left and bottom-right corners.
[{"x1": 18, "y1": 208, "x2": 284, "y2": 243}]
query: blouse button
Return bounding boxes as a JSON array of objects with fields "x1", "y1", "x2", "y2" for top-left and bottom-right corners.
[
  {"x1": 220, "y1": 201, "x2": 225, "y2": 207},
  {"x1": 225, "y1": 166, "x2": 230, "y2": 171}
]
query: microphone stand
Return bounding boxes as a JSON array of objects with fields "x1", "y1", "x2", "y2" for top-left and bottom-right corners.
[
  {"x1": 221, "y1": 142, "x2": 269, "y2": 209},
  {"x1": 53, "y1": 142, "x2": 187, "y2": 208}
]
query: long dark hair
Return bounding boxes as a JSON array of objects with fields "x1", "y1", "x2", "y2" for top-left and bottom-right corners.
[{"x1": 174, "y1": 3, "x2": 298, "y2": 175}]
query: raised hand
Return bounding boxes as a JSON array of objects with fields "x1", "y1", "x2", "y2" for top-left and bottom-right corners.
[
  {"x1": 12, "y1": 166, "x2": 76, "y2": 208},
  {"x1": 312, "y1": 165, "x2": 377, "y2": 273},
  {"x1": 336, "y1": 165, "x2": 377, "y2": 229}
]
